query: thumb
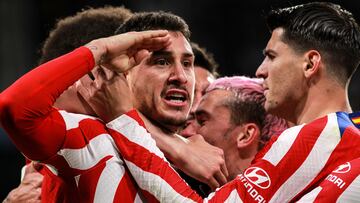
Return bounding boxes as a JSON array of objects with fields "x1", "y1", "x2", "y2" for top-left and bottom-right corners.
[
  {"x1": 134, "y1": 49, "x2": 150, "y2": 64},
  {"x1": 188, "y1": 134, "x2": 205, "y2": 142}
]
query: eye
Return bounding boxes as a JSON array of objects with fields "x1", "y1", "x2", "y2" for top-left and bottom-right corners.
[
  {"x1": 155, "y1": 58, "x2": 170, "y2": 66},
  {"x1": 196, "y1": 117, "x2": 206, "y2": 126},
  {"x1": 183, "y1": 60, "x2": 193, "y2": 68},
  {"x1": 267, "y1": 54, "x2": 275, "y2": 60},
  {"x1": 264, "y1": 52, "x2": 275, "y2": 60}
]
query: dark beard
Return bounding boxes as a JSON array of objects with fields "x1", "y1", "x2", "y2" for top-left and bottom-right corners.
[{"x1": 139, "y1": 105, "x2": 187, "y2": 133}]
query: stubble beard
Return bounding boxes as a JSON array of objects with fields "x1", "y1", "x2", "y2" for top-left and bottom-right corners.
[{"x1": 139, "y1": 103, "x2": 187, "y2": 133}]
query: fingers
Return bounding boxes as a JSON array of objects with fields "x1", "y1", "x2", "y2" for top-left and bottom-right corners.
[
  {"x1": 214, "y1": 169, "x2": 228, "y2": 187},
  {"x1": 207, "y1": 164, "x2": 228, "y2": 191},
  {"x1": 23, "y1": 171, "x2": 43, "y2": 188},
  {"x1": 76, "y1": 78, "x2": 98, "y2": 102},
  {"x1": 207, "y1": 177, "x2": 220, "y2": 191},
  {"x1": 133, "y1": 30, "x2": 170, "y2": 46},
  {"x1": 128, "y1": 30, "x2": 171, "y2": 56},
  {"x1": 221, "y1": 161, "x2": 229, "y2": 181}
]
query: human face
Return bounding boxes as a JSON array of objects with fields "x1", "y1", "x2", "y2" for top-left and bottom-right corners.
[
  {"x1": 256, "y1": 28, "x2": 307, "y2": 121},
  {"x1": 192, "y1": 67, "x2": 215, "y2": 113},
  {"x1": 181, "y1": 67, "x2": 214, "y2": 137},
  {"x1": 195, "y1": 90, "x2": 237, "y2": 151},
  {"x1": 128, "y1": 32, "x2": 195, "y2": 131}
]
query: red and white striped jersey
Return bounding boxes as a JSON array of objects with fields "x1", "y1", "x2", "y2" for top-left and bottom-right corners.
[
  {"x1": 0, "y1": 47, "x2": 147, "y2": 203},
  {"x1": 106, "y1": 111, "x2": 360, "y2": 202},
  {"x1": 298, "y1": 157, "x2": 360, "y2": 202}
]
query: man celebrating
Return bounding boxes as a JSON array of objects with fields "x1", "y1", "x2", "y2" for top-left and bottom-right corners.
[{"x1": 95, "y1": 2, "x2": 360, "y2": 202}]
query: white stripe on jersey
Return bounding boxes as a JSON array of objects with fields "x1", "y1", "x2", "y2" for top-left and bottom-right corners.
[
  {"x1": 44, "y1": 163, "x2": 58, "y2": 175},
  {"x1": 134, "y1": 193, "x2": 144, "y2": 203},
  {"x1": 223, "y1": 190, "x2": 244, "y2": 203},
  {"x1": 270, "y1": 113, "x2": 341, "y2": 202},
  {"x1": 94, "y1": 157, "x2": 125, "y2": 203},
  {"x1": 107, "y1": 115, "x2": 165, "y2": 159},
  {"x1": 263, "y1": 124, "x2": 304, "y2": 166},
  {"x1": 125, "y1": 160, "x2": 196, "y2": 203},
  {"x1": 297, "y1": 186, "x2": 322, "y2": 202},
  {"x1": 57, "y1": 133, "x2": 121, "y2": 170},
  {"x1": 59, "y1": 110, "x2": 98, "y2": 130},
  {"x1": 337, "y1": 175, "x2": 360, "y2": 202}
]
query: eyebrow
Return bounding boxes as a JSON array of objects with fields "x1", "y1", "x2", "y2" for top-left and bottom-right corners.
[
  {"x1": 195, "y1": 109, "x2": 209, "y2": 118},
  {"x1": 262, "y1": 49, "x2": 276, "y2": 56},
  {"x1": 151, "y1": 50, "x2": 194, "y2": 58}
]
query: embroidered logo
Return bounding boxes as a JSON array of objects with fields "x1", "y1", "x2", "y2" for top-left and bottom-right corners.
[
  {"x1": 244, "y1": 167, "x2": 271, "y2": 189},
  {"x1": 333, "y1": 162, "x2": 351, "y2": 174}
]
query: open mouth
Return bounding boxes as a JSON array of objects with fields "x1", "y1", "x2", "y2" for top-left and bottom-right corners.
[{"x1": 164, "y1": 89, "x2": 188, "y2": 106}]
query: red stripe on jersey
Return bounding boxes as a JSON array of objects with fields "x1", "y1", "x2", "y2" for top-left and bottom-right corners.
[
  {"x1": 113, "y1": 170, "x2": 139, "y2": 202},
  {"x1": 125, "y1": 109, "x2": 146, "y2": 128},
  {"x1": 108, "y1": 128, "x2": 202, "y2": 202},
  {"x1": 292, "y1": 125, "x2": 360, "y2": 201},
  {"x1": 77, "y1": 157, "x2": 109, "y2": 203},
  {"x1": 252, "y1": 134, "x2": 280, "y2": 163},
  {"x1": 314, "y1": 158, "x2": 360, "y2": 202},
  {"x1": 62, "y1": 118, "x2": 107, "y2": 149},
  {"x1": 249, "y1": 116, "x2": 327, "y2": 200}
]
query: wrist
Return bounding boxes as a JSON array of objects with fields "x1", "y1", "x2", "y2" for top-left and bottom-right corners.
[
  {"x1": 84, "y1": 39, "x2": 107, "y2": 65},
  {"x1": 164, "y1": 135, "x2": 188, "y2": 166}
]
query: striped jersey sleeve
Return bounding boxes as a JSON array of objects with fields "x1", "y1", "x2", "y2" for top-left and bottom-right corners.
[
  {"x1": 107, "y1": 111, "x2": 360, "y2": 202},
  {"x1": 0, "y1": 47, "x2": 94, "y2": 161},
  {"x1": 0, "y1": 48, "x2": 146, "y2": 202},
  {"x1": 298, "y1": 157, "x2": 360, "y2": 202}
]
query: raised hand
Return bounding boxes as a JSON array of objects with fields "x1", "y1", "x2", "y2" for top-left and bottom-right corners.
[
  {"x1": 85, "y1": 30, "x2": 171, "y2": 73},
  {"x1": 77, "y1": 66, "x2": 133, "y2": 123}
]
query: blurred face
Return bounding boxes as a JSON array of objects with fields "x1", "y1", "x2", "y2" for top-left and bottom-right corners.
[
  {"x1": 181, "y1": 67, "x2": 214, "y2": 137},
  {"x1": 128, "y1": 32, "x2": 195, "y2": 131},
  {"x1": 192, "y1": 67, "x2": 215, "y2": 113},
  {"x1": 256, "y1": 28, "x2": 307, "y2": 121},
  {"x1": 195, "y1": 90, "x2": 237, "y2": 151}
]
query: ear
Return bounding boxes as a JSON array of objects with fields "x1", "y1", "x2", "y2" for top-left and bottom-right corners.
[
  {"x1": 303, "y1": 50, "x2": 321, "y2": 78},
  {"x1": 236, "y1": 123, "x2": 260, "y2": 148}
]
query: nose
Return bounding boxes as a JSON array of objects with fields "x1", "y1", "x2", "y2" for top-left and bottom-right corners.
[
  {"x1": 256, "y1": 60, "x2": 268, "y2": 79},
  {"x1": 169, "y1": 63, "x2": 188, "y2": 84},
  {"x1": 180, "y1": 118, "x2": 199, "y2": 138},
  {"x1": 190, "y1": 92, "x2": 201, "y2": 114}
]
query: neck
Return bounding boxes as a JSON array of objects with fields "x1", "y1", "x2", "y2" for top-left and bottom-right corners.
[
  {"x1": 137, "y1": 111, "x2": 175, "y2": 137},
  {"x1": 292, "y1": 79, "x2": 351, "y2": 125},
  {"x1": 225, "y1": 145, "x2": 257, "y2": 180}
]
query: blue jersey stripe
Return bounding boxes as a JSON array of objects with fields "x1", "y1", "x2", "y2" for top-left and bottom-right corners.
[{"x1": 336, "y1": 112, "x2": 353, "y2": 137}]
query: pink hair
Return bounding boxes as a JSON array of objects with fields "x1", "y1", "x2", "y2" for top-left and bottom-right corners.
[{"x1": 206, "y1": 76, "x2": 288, "y2": 149}]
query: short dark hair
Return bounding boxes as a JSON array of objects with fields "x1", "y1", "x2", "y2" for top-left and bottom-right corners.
[
  {"x1": 39, "y1": 6, "x2": 132, "y2": 64},
  {"x1": 266, "y1": 2, "x2": 360, "y2": 85},
  {"x1": 115, "y1": 11, "x2": 190, "y2": 41},
  {"x1": 191, "y1": 42, "x2": 219, "y2": 78}
]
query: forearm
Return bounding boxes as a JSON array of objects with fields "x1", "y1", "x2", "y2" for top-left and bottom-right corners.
[
  {"x1": 151, "y1": 132, "x2": 187, "y2": 165},
  {"x1": 0, "y1": 47, "x2": 94, "y2": 159}
]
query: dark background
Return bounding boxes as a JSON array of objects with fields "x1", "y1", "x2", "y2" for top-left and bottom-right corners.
[{"x1": 1, "y1": 0, "x2": 359, "y2": 198}]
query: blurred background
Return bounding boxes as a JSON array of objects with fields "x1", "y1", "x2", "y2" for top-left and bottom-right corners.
[{"x1": 0, "y1": 0, "x2": 359, "y2": 198}]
